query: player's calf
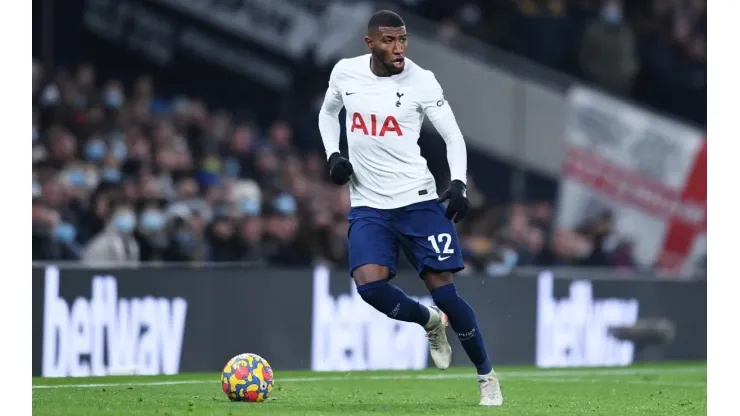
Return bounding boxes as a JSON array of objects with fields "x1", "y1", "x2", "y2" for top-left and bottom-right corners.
[
  {"x1": 428, "y1": 282, "x2": 493, "y2": 376},
  {"x1": 354, "y1": 265, "x2": 431, "y2": 327}
]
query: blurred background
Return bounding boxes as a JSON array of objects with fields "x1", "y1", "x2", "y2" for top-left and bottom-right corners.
[{"x1": 31, "y1": 0, "x2": 706, "y2": 277}]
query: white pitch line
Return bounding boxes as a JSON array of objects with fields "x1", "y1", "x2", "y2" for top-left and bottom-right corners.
[
  {"x1": 524, "y1": 377, "x2": 706, "y2": 387},
  {"x1": 32, "y1": 366, "x2": 705, "y2": 390}
]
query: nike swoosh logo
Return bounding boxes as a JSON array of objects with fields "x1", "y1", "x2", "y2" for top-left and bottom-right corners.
[
  {"x1": 345, "y1": 92, "x2": 356, "y2": 96},
  {"x1": 438, "y1": 256, "x2": 451, "y2": 261}
]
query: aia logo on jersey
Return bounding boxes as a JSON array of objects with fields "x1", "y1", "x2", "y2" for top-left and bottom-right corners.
[{"x1": 351, "y1": 113, "x2": 403, "y2": 137}]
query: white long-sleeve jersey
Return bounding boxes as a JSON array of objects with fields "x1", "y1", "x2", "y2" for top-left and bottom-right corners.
[{"x1": 318, "y1": 54, "x2": 468, "y2": 209}]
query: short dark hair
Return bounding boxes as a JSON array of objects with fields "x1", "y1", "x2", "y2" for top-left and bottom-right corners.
[{"x1": 367, "y1": 10, "x2": 405, "y2": 31}]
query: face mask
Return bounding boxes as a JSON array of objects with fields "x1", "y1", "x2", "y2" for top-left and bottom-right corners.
[
  {"x1": 67, "y1": 170, "x2": 87, "y2": 188},
  {"x1": 111, "y1": 141, "x2": 128, "y2": 161},
  {"x1": 239, "y1": 199, "x2": 262, "y2": 215},
  {"x1": 603, "y1": 7, "x2": 622, "y2": 24},
  {"x1": 53, "y1": 222, "x2": 77, "y2": 243},
  {"x1": 109, "y1": 131, "x2": 125, "y2": 142},
  {"x1": 85, "y1": 140, "x2": 106, "y2": 161},
  {"x1": 503, "y1": 249, "x2": 519, "y2": 267},
  {"x1": 140, "y1": 211, "x2": 165, "y2": 231},
  {"x1": 41, "y1": 84, "x2": 61, "y2": 106},
  {"x1": 273, "y1": 194, "x2": 296, "y2": 215},
  {"x1": 105, "y1": 90, "x2": 125, "y2": 108},
  {"x1": 32, "y1": 145, "x2": 48, "y2": 163},
  {"x1": 175, "y1": 231, "x2": 193, "y2": 245},
  {"x1": 224, "y1": 159, "x2": 241, "y2": 178},
  {"x1": 213, "y1": 205, "x2": 231, "y2": 218},
  {"x1": 33, "y1": 180, "x2": 41, "y2": 198},
  {"x1": 239, "y1": 199, "x2": 261, "y2": 216},
  {"x1": 185, "y1": 199, "x2": 205, "y2": 214},
  {"x1": 101, "y1": 168, "x2": 122, "y2": 183},
  {"x1": 113, "y1": 212, "x2": 136, "y2": 234},
  {"x1": 75, "y1": 94, "x2": 87, "y2": 109}
]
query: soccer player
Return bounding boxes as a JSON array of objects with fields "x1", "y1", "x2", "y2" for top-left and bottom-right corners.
[{"x1": 317, "y1": 10, "x2": 503, "y2": 407}]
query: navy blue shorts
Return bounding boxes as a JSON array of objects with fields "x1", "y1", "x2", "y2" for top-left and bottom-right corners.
[{"x1": 348, "y1": 199, "x2": 465, "y2": 279}]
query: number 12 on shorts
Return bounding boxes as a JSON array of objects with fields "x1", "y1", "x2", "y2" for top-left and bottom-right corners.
[{"x1": 428, "y1": 233, "x2": 454, "y2": 261}]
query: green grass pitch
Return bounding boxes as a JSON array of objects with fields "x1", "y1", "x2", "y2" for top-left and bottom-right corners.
[{"x1": 32, "y1": 362, "x2": 706, "y2": 415}]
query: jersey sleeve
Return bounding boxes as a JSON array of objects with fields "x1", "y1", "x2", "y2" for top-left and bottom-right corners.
[
  {"x1": 419, "y1": 71, "x2": 468, "y2": 184},
  {"x1": 318, "y1": 61, "x2": 346, "y2": 160},
  {"x1": 418, "y1": 72, "x2": 452, "y2": 122}
]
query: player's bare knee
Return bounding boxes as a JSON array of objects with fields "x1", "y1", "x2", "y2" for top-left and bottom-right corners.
[
  {"x1": 353, "y1": 264, "x2": 390, "y2": 286},
  {"x1": 422, "y1": 269, "x2": 454, "y2": 291}
]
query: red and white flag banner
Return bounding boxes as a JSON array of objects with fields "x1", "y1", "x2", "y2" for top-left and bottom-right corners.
[{"x1": 556, "y1": 86, "x2": 706, "y2": 273}]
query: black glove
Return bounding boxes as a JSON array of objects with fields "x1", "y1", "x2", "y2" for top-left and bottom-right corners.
[
  {"x1": 438, "y1": 180, "x2": 470, "y2": 223},
  {"x1": 328, "y1": 152, "x2": 353, "y2": 185}
]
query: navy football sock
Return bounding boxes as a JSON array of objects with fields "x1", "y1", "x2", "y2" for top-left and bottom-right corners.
[
  {"x1": 430, "y1": 283, "x2": 492, "y2": 375},
  {"x1": 356, "y1": 280, "x2": 431, "y2": 326}
]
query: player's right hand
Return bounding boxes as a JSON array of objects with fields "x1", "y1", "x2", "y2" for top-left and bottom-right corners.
[{"x1": 328, "y1": 152, "x2": 354, "y2": 185}]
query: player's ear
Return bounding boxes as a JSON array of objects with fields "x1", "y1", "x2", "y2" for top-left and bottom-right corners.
[{"x1": 364, "y1": 36, "x2": 373, "y2": 51}]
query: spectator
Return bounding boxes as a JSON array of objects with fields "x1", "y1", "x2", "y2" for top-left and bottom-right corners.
[
  {"x1": 579, "y1": 0, "x2": 640, "y2": 96},
  {"x1": 236, "y1": 214, "x2": 267, "y2": 264},
  {"x1": 263, "y1": 194, "x2": 312, "y2": 266},
  {"x1": 510, "y1": 0, "x2": 570, "y2": 70},
  {"x1": 578, "y1": 210, "x2": 617, "y2": 267},
  {"x1": 613, "y1": 240, "x2": 637, "y2": 270},
  {"x1": 206, "y1": 214, "x2": 244, "y2": 262},
  {"x1": 81, "y1": 199, "x2": 140, "y2": 265},
  {"x1": 162, "y1": 209, "x2": 207, "y2": 263},
  {"x1": 32, "y1": 199, "x2": 62, "y2": 261},
  {"x1": 134, "y1": 201, "x2": 169, "y2": 262}
]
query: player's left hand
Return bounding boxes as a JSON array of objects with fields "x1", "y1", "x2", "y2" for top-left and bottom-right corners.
[{"x1": 438, "y1": 180, "x2": 470, "y2": 223}]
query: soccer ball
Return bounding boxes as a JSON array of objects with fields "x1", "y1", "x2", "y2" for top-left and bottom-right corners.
[{"x1": 221, "y1": 353, "x2": 274, "y2": 402}]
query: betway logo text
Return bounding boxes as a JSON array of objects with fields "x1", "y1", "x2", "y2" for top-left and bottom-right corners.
[
  {"x1": 310, "y1": 266, "x2": 431, "y2": 371},
  {"x1": 42, "y1": 266, "x2": 188, "y2": 377},
  {"x1": 536, "y1": 271, "x2": 639, "y2": 368}
]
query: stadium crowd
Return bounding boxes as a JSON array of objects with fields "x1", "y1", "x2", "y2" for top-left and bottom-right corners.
[
  {"x1": 393, "y1": 0, "x2": 706, "y2": 126},
  {"x1": 32, "y1": 60, "x2": 639, "y2": 273}
]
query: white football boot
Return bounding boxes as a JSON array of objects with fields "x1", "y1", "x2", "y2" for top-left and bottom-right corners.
[
  {"x1": 424, "y1": 306, "x2": 452, "y2": 370},
  {"x1": 478, "y1": 371, "x2": 504, "y2": 406}
]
